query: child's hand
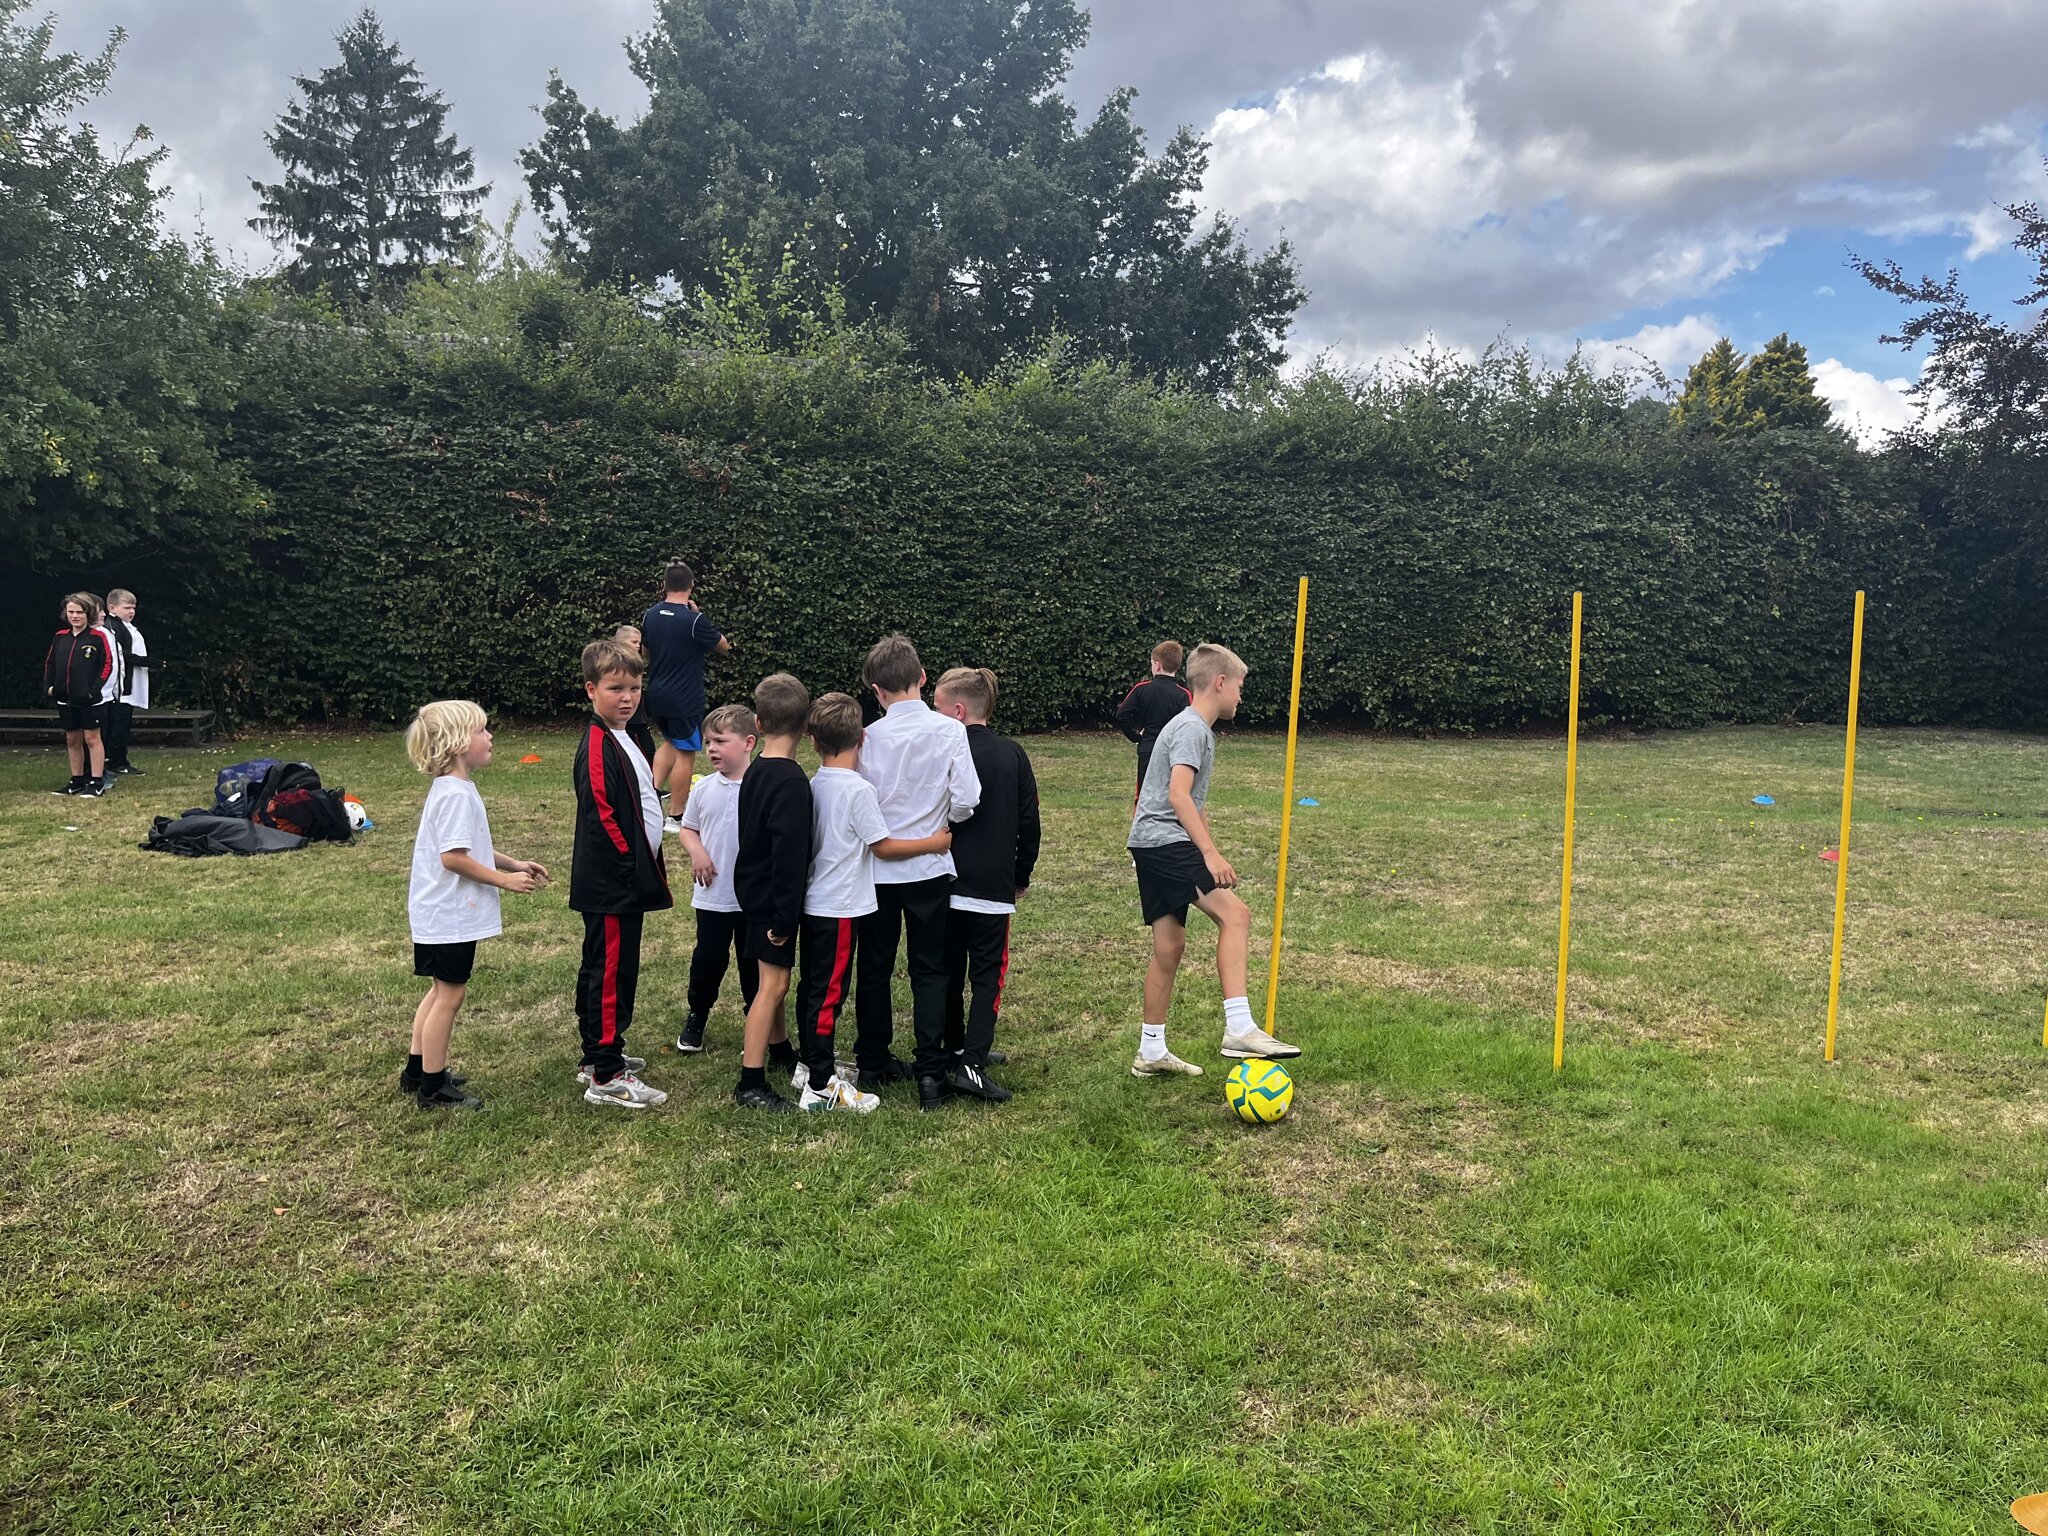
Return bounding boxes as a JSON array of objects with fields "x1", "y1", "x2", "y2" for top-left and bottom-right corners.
[
  {"x1": 503, "y1": 868, "x2": 542, "y2": 894},
  {"x1": 690, "y1": 850, "x2": 718, "y2": 887},
  {"x1": 521, "y1": 860, "x2": 551, "y2": 886},
  {"x1": 1204, "y1": 850, "x2": 1238, "y2": 889},
  {"x1": 933, "y1": 828, "x2": 952, "y2": 851}
]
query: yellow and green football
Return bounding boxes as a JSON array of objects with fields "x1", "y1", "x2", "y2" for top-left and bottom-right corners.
[{"x1": 1225, "y1": 1059, "x2": 1294, "y2": 1124}]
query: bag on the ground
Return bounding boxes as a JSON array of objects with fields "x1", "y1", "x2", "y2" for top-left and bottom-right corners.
[
  {"x1": 142, "y1": 812, "x2": 307, "y2": 857},
  {"x1": 257, "y1": 784, "x2": 354, "y2": 843},
  {"x1": 213, "y1": 758, "x2": 281, "y2": 817}
]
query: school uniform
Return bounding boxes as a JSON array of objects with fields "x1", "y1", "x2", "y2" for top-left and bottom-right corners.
[
  {"x1": 101, "y1": 614, "x2": 149, "y2": 770},
  {"x1": 680, "y1": 770, "x2": 758, "y2": 1020},
  {"x1": 945, "y1": 726, "x2": 1042, "y2": 1066},
  {"x1": 733, "y1": 756, "x2": 812, "y2": 973},
  {"x1": 1115, "y1": 674, "x2": 1192, "y2": 796},
  {"x1": 409, "y1": 775, "x2": 502, "y2": 984},
  {"x1": 43, "y1": 626, "x2": 112, "y2": 731},
  {"x1": 794, "y1": 767, "x2": 891, "y2": 1083},
  {"x1": 570, "y1": 719, "x2": 672, "y2": 1082},
  {"x1": 853, "y1": 699, "x2": 981, "y2": 1079}
]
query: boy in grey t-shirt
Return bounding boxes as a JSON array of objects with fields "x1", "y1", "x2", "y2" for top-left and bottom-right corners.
[{"x1": 1125, "y1": 644, "x2": 1301, "y2": 1077}]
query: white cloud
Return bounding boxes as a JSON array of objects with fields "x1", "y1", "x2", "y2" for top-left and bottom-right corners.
[
  {"x1": 1811, "y1": 358, "x2": 1926, "y2": 446},
  {"x1": 1568, "y1": 314, "x2": 1723, "y2": 383}
]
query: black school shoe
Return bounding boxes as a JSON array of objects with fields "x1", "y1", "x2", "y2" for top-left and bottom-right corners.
[
  {"x1": 398, "y1": 1068, "x2": 468, "y2": 1095},
  {"x1": 112, "y1": 763, "x2": 144, "y2": 775},
  {"x1": 675, "y1": 1014, "x2": 707, "y2": 1053},
  {"x1": 418, "y1": 1081, "x2": 484, "y2": 1111},
  {"x1": 859, "y1": 1055, "x2": 916, "y2": 1089},
  {"x1": 85, "y1": 777, "x2": 111, "y2": 797},
  {"x1": 948, "y1": 1061, "x2": 1013, "y2": 1103},
  {"x1": 50, "y1": 777, "x2": 86, "y2": 796},
  {"x1": 732, "y1": 1083, "x2": 796, "y2": 1113},
  {"x1": 918, "y1": 1074, "x2": 955, "y2": 1113}
]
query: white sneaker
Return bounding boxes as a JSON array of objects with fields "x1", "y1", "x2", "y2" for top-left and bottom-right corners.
[
  {"x1": 662, "y1": 816, "x2": 682, "y2": 835},
  {"x1": 1130, "y1": 1050, "x2": 1203, "y2": 1077},
  {"x1": 582, "y1": 1071, "x2": 668, "y2": 1109},
  {"x1": 575, "y1": 1054, "x2": 646, "y2": 1085},
  {"x1": 1220, "y1": 1027, "x2": 1301, "y2": 1060},
  {"x1": 790, "y1": 1061, "x2": 810, "y2": 1096},
  {"x1": 799, "y1": 1074, "x2": 880, "y2": 1114}
]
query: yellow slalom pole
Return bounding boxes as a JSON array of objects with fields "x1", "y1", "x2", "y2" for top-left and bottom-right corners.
[
  {"x1": 2040, "y1": 991, "x2": 2047, "y2": 1052},
  {"x1": 1823, "y1": 590, "x2": 1866, "y2": 1063},
  {"x1": 1553, "y1": 591, "x2": 1584, "y2": 1071},
  {"x1": 1264, "y1": 576, "x2": 1309, "y2": 1036}
]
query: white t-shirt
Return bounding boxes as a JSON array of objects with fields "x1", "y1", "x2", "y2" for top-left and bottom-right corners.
[
  {"x1": 122, "y1": 623, "x2": 148, "y2": 709},
  {"x1": 612, "y1": 727, "x2": 664, "y2": 853},
  {"x1": 806, "y1": 766, "x2": 891, "y2": 918},
  {"x1": 951, "y1": 893, "x2": 1016, "y2": 916},
  {"x1": 96, "y1": 626, "x2": 123, "y2": 705},
  {"x1": 856, "y1": 699, "x2": 981, "y2": 885},
  {"x1": 408, "y1": 776, "x2": 502, "y2": 944},
  {"x1": 680, "y1": 770, "x2": 745, "y2": 912}
]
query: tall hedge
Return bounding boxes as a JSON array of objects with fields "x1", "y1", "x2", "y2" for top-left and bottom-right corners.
[{"x1": 5, "y1": 310, "x2": 2039, "y2": 732}]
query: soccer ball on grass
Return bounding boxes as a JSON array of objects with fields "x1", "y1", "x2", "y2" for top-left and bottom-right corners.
[{"x1": 1225, "y1": 1059, "x2": 1294, "y2": 1124}]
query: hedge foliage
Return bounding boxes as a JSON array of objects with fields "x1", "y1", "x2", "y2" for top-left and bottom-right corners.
[{"x1": 6, "y1": 274, "x2": 2041, "y2": 732}]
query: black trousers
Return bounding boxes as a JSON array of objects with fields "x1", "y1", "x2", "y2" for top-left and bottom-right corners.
[
  {"x1": 854, "y1": 875, "x2": 952, "y2": 1078},
  {"x1": 576, "y1": 911, "x2": 643, "y2": 1081},
  {"x1": 795, "y1": 915, "x2": 859, "y2": 1084},
  {"x1": 687, "y1": 908, "x2": 758, "y2": 1020},
  {"x1": 104, "y1": 701, "x2": 134, "y2": 769},
  {"x1": 945, "y1": 908, "x2": 1012, "y2": 1066}
]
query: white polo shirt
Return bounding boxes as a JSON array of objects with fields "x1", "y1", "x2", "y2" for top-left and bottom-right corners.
[
  {"x1": 856, "y1": 698, "x2": 981, "y2": 885},
  {"x1": 680, "y1": 770, "x2": 744, "y2": 913},
  {"x1": 806, "y1": 767, "x2": 890, "y2": 918}
]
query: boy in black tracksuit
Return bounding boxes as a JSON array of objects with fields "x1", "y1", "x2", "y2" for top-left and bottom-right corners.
[
  {"x1": 934, "y1": 667, "x2": 1041, "y2": 1102},
  {"x1": 571, "y1": 639, "x2": 674, "y2": 1109},
  {"x1": 44, "y1": 594, "x2": 114, "y2": 796},
  {"x1": 1116, "y1": 640, "x2": 1192, "y2": 797},
  {"x1": 729, "y1": 671, "x2": 814, "y2": 1112}
]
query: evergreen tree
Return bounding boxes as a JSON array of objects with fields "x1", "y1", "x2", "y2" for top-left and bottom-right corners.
[
  {"x1": 1672, "y1": 338, "x2": 1761, "y2": 434},
  {"x1": 1742, "y1": 332, "x2": 1832, "y2": 430},
  {"x1": 250, "y1": 9, "x2": 487, "y2": 302}
]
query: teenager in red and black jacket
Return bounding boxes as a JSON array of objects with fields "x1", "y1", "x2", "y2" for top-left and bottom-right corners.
[
  {"x1": 570, "y1": 639, "x2": 673, "y2": 1111},
  {"x1": 1115, "y1": 639, "x2": 1193, "y2": 798},
  {"x1": 44, "y1": 592, "x2": 114, "y2": 797},
  {"x1": 934, "y1": 667, "x2": 1042, "y2": 1101}
]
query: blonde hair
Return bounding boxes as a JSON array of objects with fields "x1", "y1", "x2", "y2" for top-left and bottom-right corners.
[
  {"x1": 934, "y1": 666, "x2": 997, "y2": 722},
  {"x1": 1186, "y1": 644, "x2": 1247, "y2": 693},
  {"x1": 581, "y1": 637, "x2": 644, "y2": 684},
  {"x1": 702, "y1": 703, "x2": 759, "y2": 740},
  {"x1": 106, "y1": 588, "x2": 137, "y2": 608},
  {"x1": 406, "y1": 699, "x2": 488, "y2": 775}
]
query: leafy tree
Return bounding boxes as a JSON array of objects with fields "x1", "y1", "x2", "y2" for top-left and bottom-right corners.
[
  {"x1": 520, "y1": 0, "x2": 1303, "y2": 389},
  {"x1": 1671, "y1": 338, "x2": 1760, "y2": 434},
  {"x1": 250, "y1": 8, "x2": 488, "y2": 303},
  {"x1": 0, "y1": 0, "x2": 253, "y2": 574},
  {"x1": 1742, "y1": 332, "x2": 1833, "y2": 430}
]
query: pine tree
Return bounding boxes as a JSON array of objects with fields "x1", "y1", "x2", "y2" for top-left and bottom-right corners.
[
  {"x1": 1742, "y1": 333, "x2": 1832, "y2": 430},
  {"x1": 1671, "y1": 338, "x2": 1762, "y2": 434},
  {"x1": 249, "y1": 9, "x2": 487, "y2": 302}
]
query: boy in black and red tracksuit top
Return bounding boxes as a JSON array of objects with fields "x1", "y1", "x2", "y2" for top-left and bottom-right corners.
[
  {"x1": 1116, "y1": 639, "x2": 1192, "y2": 798},
  {"x1": 934, "y1": 667, "x2": 1041, "y2": 1102},
  {"x1": 571, "y1": 638, "x2": 674, "y2": 1110}
]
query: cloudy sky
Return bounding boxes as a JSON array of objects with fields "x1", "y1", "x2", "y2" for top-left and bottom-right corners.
[{"x1": 47, "y1": 0, "x2": 2048, "y2": 442}]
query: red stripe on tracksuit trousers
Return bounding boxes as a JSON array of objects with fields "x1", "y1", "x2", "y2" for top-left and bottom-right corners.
[
  {"x1": 795, "y1": 916, "x2": 858, "y2": 1086},
  {"x1": 945, "y1": 908, "x2": 1012, "y2": 1066},
  {"x1": 576, "y1": 911, "x2": 642, "y2": 1082}
]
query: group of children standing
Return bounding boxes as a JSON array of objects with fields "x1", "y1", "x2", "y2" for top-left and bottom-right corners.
[
  {"x1": 401, "y1": 562, "x2": 1297, "y2": 1114},
  {"x1": 42, "y1": 589, "x2": 151, "y2": 797}
]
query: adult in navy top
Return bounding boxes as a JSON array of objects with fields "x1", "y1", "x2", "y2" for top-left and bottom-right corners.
[{"x1": 641, "y1": 560, "x2": 732, "y2": 818}]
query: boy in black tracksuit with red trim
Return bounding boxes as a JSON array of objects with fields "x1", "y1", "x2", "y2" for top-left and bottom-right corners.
[
  {"x1": 1116, "y1": 640, "x2": 1192, "y2": 798},
  {"x1": 571, "y1": 638, "x2": 674, "y2": 1110},
  {"x1": 934, "y1": 667, "x2": 1041, "y2": 1102},
  {"x1": 730, "y1": 671, "x2": 815, "y2": 1112}
]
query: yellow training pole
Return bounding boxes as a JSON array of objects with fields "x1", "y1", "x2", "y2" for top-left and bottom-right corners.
[
  {"x1": 1823, "y1": 590, "x2": 1866, "y2": 1063},
  {"x1": 1553, "y1": 591, "x2": 1584, "y2": 1071},
  {"x1": 1264, "y1": 576, "x2": 1309, "y2": 1036}
]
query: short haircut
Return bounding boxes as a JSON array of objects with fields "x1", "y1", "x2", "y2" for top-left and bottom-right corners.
[
  {"x1": 862, "y1": 633, "x2": 923, "y2": 694},
  {"x1": 808, "y1": 692, "x2": 864, "y2": 756},
  {"x1": 61, "y1": 592, "x2": 102, "y2": 624},
  {"x1": 405, "y1": 699, "x2": 487, "y2": 776},
  {"x1": 1186, "y1": 643, "x2": 1248, "y2": 693},
  {"x1": 934, "y1": 666, "x2": 997, "y2": 722},
  {"x1": 106, "y1": 588, "x2": 136, "y2": 608},
  {"x1": 613, "y1": 623, "x2": 641, "y2": 643},
  {"x1": 702, "y1": 703, "x2": 759, "y2": 740},
  {"x1": 1151, "y1": 640, "x2": 1184, "y2": 672},
  {"x1": 753, "y1": 672, "x2": 811, "y2": 737},
  {"x1": 581, "y1": 637, "x2": 645, "y2": 684},
  {"x1": 663, "y1": 560, "x2": 695, "y2": 595}
]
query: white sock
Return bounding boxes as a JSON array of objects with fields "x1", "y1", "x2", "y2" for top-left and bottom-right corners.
[
  {"x1": 1222, "y1": 996, "x2": 1256, "y2": 1036},
  {"x1": 1139, "y1": 1023, "x2": 1167, "y2": 1062}
]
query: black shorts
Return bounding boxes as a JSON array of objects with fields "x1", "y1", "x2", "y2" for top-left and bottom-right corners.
[
  {"x1": 1131, "y1": 843, "x2": 1217, "y2": 927},
  {"x1": 56, "y1": 701, "x2": 103, "y2": 731},
  {"x1": 413, "y1": 941, "x2": 478, "y2": 985},
  {"x1": 742, "y1": 920, "x2": 795, "y2": 970}
]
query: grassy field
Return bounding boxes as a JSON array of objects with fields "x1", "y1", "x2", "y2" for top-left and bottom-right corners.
[{"x1": 5, "y1": 723, "x2": 2048, "y2": 1534}]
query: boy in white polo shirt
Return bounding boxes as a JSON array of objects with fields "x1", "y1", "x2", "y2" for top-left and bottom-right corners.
[
  {"x1": 675, "y1": 703, "x2": 762, "y2": 1054},
  {"x1": 852, "y1": 634, "x2": 981, "y2": 1111},
  {"x1": 799, "y1": 692, "x2": 956, "y2": 1113}
]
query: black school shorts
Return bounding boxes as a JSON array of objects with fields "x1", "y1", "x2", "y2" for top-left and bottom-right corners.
[
  {"x1": 413, "y1": 941, "x2": 478, "y2": 985},
  {"x1": 742, "y1": 920, "x2": 796, "y2": 970},
  {"x1": 56, "y1": 701, "x2": 103, "y2": 731},
  {"x1": 1131, "y1": 842, "x2": 1218, "y2": 927}
]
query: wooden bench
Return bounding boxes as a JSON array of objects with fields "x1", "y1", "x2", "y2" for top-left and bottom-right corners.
[{"x1": 0, "y1": 708, "x2": 215, "y2": 745}]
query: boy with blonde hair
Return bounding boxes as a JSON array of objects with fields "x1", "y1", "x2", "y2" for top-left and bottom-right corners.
[
  {"x1": 403, "y1": 700, "x2": 549, "y2": 1110},
  {"x1": 675, "y1": 702, "x2": 762, "y2": 1054},
  {"x1": 1127, "y1": 643, "x2": 1300, "y2": 1076}
]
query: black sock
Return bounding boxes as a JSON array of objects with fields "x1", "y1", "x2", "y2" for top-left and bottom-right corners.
[
  {"x1": 418, "y1": 1068, "x2": 447, "y2": 1096},
  {"x1": 405, "y1": 1053, "x2": 424, "y2": 1078},
  {"x1": 768, "y1": 1039, "x2": 798, "y2": 1069},
  {"x1": 738, "y1": 1065, "x2": 767, "y2": 1091}
]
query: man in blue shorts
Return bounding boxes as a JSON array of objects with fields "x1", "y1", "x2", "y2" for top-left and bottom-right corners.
[{"x1": 642, "y1": 561, "x2": 732, "y2": 828}]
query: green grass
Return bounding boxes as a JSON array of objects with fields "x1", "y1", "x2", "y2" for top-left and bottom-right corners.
[{"x1": 5, "y1": 724, "x2": 2048, "y2": 1533}]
